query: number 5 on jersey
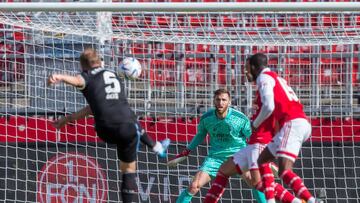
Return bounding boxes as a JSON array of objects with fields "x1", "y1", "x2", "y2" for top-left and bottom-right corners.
[{"x1": 103, "y1": 71, "x2": 121, "y2": 100}]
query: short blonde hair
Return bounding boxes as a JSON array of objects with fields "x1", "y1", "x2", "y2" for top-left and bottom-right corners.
[{"x1": 79, "y1": 48, "x2": 101, "y2": 70}]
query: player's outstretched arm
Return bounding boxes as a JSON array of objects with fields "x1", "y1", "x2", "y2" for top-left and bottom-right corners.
[
  {"x1": 52, "y1": 106, "x2": 92, "y2": 129},
  {"x1": 47, "y1": 73, "x2": 85, "y2": 89}
]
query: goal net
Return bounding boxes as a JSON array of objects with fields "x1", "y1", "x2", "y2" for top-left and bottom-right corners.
[{"x1": 0, "y1": 3, "x2": 359, "y2": 202}]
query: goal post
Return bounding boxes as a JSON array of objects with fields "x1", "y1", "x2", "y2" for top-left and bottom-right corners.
[
  {"x1": 0, "y1": 3, "x2": 359, "y2": 202},
  {"x1": 1, "y1": 2, "x2": 360, "y2": 12}
]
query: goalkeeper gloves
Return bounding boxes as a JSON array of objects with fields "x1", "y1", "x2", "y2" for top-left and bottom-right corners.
[{"x1": 167, "y1": 148, "x2": 191, "y2": 167}]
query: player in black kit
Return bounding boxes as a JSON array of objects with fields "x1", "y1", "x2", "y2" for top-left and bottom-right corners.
[{"x1": 47, "y1": 48, "x2": 169, "y2": 202}]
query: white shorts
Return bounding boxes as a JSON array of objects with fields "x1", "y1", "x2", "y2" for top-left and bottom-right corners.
[
  {"x1": 267, "y1": 118, "x2": 311, "y2": 162},
  {"x1": 232, "y1": 143, "x2": 267, "y2": 172}
]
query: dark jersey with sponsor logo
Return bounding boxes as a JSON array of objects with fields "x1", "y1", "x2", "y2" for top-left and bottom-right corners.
[{"x1": 80, "y1": 67, "x2": 137, "y2": 127}]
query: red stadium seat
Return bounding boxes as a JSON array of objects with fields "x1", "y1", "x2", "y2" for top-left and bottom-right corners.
[
  {"x1": 184, "y1": 58, "x2": 211, "y2": 86},
  {"x1": 196, "y1": 44, "x2": 211, "y2": 53},
  {"x1": 188, "y1": 16, "x2": 216, "y2": 27},
  {"x1": 149, "y1": 59, "x2": 176, "y2": 86},
  {"x1": 217, "y1": 58, "x2": 237, "y2": 86},
  {"x1": 287, "y1": 46, "x2": 312, "y2": 53},
  {"x1": 255, "y1": 15, "x2": 274, "y2": 27},
  {"x1": 320, "y1": 14, "x2": 339, "y2": 27},
  {"x1": 122, "y1": 15, "x2": 139, "y2": 28},
  {"x1": 352, "y1": 57, "x2": 359, "y2": 84},
  {"x1": 286, "y1": 15, "x2": 306, "y2": 27},
  {"x1": 221, "y1": 16, "x2": 238, "y2": 27},
  {"x1": 285, "y1": 58, "x2": 312, "y2": 86},
  {"x1": 253, "y1": 46, "x2": 279, "y2": 54},
  {"x1": 320, "y1": 58, "x2": 344, "y2": 85},
  {"x1": 129, "y1": 42, "x2": 150, "y2": 54},
  {"x1": 156, "y1": 42, "x2": 175, "y2": 54},
  {"x1": 156, "y1": 16, "x2": 172, "y2": 27}
]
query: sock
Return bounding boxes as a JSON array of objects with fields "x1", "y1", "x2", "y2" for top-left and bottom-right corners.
[
  {"x1": 307, "y1": 197, "x2": 317, "y2": 203},
  {"x1": 259, "y1": 163, "x2": 275, "y2": 200},
  {"x1": 203, "y1": 172, "x2": 229, "y2": 203},
  {"x1": 281, "y1": 170, "x2": 313, "y2": 201},
  {"x1": 274, "y1": 182, "x2": 297, "y2": 203},
  {"x1": 139, "y1": 129, "x2": 156, "y2": 148},
  {"x1": 152, "y1": 141, "x2": 163, "y2": 153},
  {"x1": 252, "y1": 188, "x2": 266, "y2": 203},
  {"x1": 176, "y1": 189, "x2": 193, "y2": 203},
  {"x1": 121, "y1": 173, "x2": 138, "y2": 203},
  {"x1": 256, "y1": 181, "x2": 298, "y2": 203}
]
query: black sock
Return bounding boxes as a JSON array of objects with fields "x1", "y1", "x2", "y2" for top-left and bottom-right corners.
[
  {"x1": 121, "y1": 173, "x2": 138, "y2": 203},
  {"x1": 140, "y1": 129, "x2": 156, "y2": 148}
]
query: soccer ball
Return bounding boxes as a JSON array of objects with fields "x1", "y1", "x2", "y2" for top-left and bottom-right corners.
[{"x1": 119, "y1": 57, "x2": 142, "y2": 80}]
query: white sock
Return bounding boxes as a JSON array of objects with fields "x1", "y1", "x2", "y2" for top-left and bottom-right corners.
[
  {"x1": 267, "y1": 198, "x2": 276, "y2": 203},
  {"x1": 152, "y1": 141, "x2": 163, "y2": 153},
  {"x1": 307, "y1": 197, "x2": 316, "y2": 203},
  {"x1": 291, "y1": 198, "x2": 302, "y2": 203}
]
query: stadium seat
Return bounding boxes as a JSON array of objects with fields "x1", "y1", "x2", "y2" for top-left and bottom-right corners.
[
  {"x1": 253, "y1": 46, "x2": 279, "y2": 54},
  {"x1": 287, "y1": 45, "x2": 312, "y2": 53},
  {"x1": 285, "y1": 58, "x2": 312, "y2": 86},
  {"x1": 122, "y1": 15, "x2": 139, "y2": 28},
  {"x1": 129, "y1": 42, "x2": 150, "y2": 54},
  {"x1": 352, "y1": 57, "x2": 359, "y2": 84},
  {"x1": 221, "y1": 16, "x2": 238, "y2": 27},
  {"x1": 196, "y1": 44, "x2": 211, "y2": 53},
  {"x1": 156, "y1": 16, "x2": 172, "y2": 27},
  {"x1": 184, "y1": 58, "x2": 211, "y2": 86},
  {"x1": 285, "y1": 14, "x2": 306, "y2": 27},
  {"x1": 217, "y1": 58, "x2": 236, "y2": 85},
  {"x1": 188, "y1": 16, "x2": 216, "y2": 27},
  {"x1": 149, "y1": 59, "x2": 176, "y2": 86},
  {"x1": 319, "y1": 14, "x2": 339, "y2": 27},
  {"x1": 255, "y1": 15, "x2": 274, "y2": 27},
  {"x1": 320, "y1": 58, "x2": 344, "y2": 85}
]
